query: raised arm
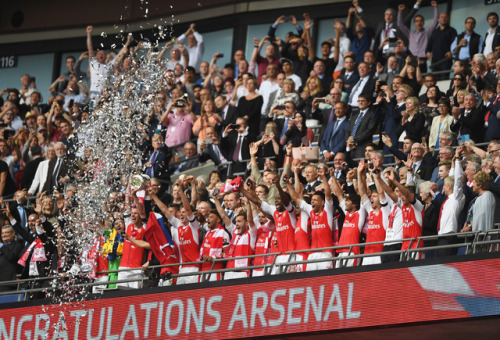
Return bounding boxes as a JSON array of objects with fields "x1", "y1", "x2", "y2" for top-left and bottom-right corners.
[
  {"x1": 330, "y1": 174, "x2": 344, "y2": 203},
  {"x1": 213, "y1": 193, "x2": 232, "y2": 227},
  {"x1": 86, "y1": 25, "x2": 95, "y2": 57},
  {"x1": 285, "y1": 176, "x2": 303, "y2": 206},
  {"x1": 273, "y1": 175, "x2": 290, "y2": 207},
  {"x1": 388, "y1": 167, "x2": 410, "y2": 199},
  {"x1": 149, "y1": 187, "x2": 172, "y2": 219},
  {"x1": 357, "y1": 159, "x2": 368, "y2": 201},
  {"x1": 240, "y1": 185, "x2": 263, "y2": 207},
  {"x1": 176, "y1": 179, "x2": 193, "y2": 216}
]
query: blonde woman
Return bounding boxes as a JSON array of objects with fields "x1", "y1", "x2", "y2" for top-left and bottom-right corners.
[
  {"x1": 429, "y1": 99, "x2": 454, "y2": 149},
  {"x1": 398, "y1": 96, "x2": 426, "y2": 142}
]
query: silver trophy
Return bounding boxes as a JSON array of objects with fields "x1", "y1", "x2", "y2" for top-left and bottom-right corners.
[{"x1": 130, "y1": 174, "x2": 150, "y2": 191}]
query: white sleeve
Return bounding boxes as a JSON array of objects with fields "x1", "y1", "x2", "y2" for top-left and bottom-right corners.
[
  {"x1": 412, "y1": 199, "x2": 424, "y2": 213},
  {"x1": 188, "y1": 214, "x2": 201, "y2": 232},
  {"x1": 358, "y1": 198, "x2": 370, "y2": 231},
  {"x1": 339, "y1": 199, "x2": 347, "y2": 214},
  {"x1": 249, "y1": 225, "x2": 258, "y2": 249},
  {"x1": 168, "y1": 215, "x2": 182, "y2": 229},
  {"x1": 226, "y1": 223, "x2": 236, "y2": 237},
  {"x1": 299, "y1": 200, "x2": 313, "y2": 215},
  {"x1": 325, "y1": 199, "x2": 334, "y2": 230},
  {"x1": 260, "y1": 201, "x2": 276, "y2": 216},
  {"x1": 361, "y1": 197, "x2": 371, "y2": 214},
  {"x1": 253, "y1": 214, "x2": 261, "y2": 228}
]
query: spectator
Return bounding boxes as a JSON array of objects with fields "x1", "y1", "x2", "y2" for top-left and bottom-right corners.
[
  {"x1": 483, "y1": 12, "x2": 500, "y2": 57},
  {"x1": 426, "y1": 11, "x2": 457, "y2": 79},
  {"x1": 429, "y1": 99, "x2": 454, "y2": 150},
  {"x1": 346, "y1": 93, "x2": 377, "y2": 159},
  {"x1": 346, "y1": 6, "x2": 374, "y2": 64},
  {"x1": 397, "y1": 1, "x2": 438, "y2": 73},
  {"x1": 235, "y1": 78, "x2": 263, "y2": 140},
  {"x1": 177, "y1": 23, "x2": 204, "y2": 72},
  {"x1": 451, "y1": 17, "x2": 484, "y2": 62},
  {"x1": 463, "y1": 171, "x2": 496, "y2": 232},
  {"x1": 250, "y1": 37, "x2": 280, "y2": 85}
]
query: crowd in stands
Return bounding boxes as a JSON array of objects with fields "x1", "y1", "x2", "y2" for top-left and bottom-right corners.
[{"x1": 1, "y1": 0, "x2": 500, "y2": 294}]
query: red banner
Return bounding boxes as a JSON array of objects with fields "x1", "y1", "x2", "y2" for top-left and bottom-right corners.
[{"x1": 1, "y1": 258, "x2": 500, "y2": 339}]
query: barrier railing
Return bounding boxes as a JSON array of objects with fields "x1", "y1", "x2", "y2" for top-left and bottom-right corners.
[{"x1": 1, "y1": 228, "x2": 499, "y2": 300}]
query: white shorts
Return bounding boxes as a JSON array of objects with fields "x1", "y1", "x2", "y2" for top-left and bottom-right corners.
[
  {"x1": 362, "y1": 255, "x2": 381, "y2": 265},
  {"x1": 225, "y1": 271, "x2": 248, "y2": 280},
  {"x1": 271, "y1": 254, "x2": 296, "y2": 274},
  {"x1": 335, "y1": 252, "x2": 359, "y2": 268},
  {"x1": 177, "y1": 266, "x2": 200, "y2": 285},
  {"x1": 117, "y1": 268, "x2": 144, "y2": 289},
  {"x1": 92, "y1": 275, "x2": 108, "y2": 294},
  {"x1": 306, "y1": 252, "x2": 333, "y2": 271}
]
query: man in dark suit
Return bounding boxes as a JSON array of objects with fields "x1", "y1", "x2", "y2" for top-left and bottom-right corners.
[
  {"x1": 347, "y1": 62, "x2": 376, "y2": 108},
  {"x1": 20, "y1": 145, "x2": 44, "y2": 190},
  {"x1": 482, "y1": 84, "x2": 500, "y2": 142},
  {"x1": 483, "y1": 12, "x2": 500, "y2": 56},
  {"x1": 450, "y1": 94, "x2": 485, "y2": 143},
  {"x1": 339, "y1": 55, "x2": 359, "y2": 94},
  {"x1": 346, "y1": 93, "x2": 377, "y2": 159},
  {"x1": 221, "y1": 117, "x2": 252, "y2": 174},
  {"x1": 312, "y1": 88, "x2": 343, "y2": 142},
  {"x1": 199, "y1": 126, "x2": 228, "y2": 176},
  {"x1": 0, "y1": 224, "x2": 24, "y2": 291},
  {"x1": 410, "y1": 143, "x2": 433, "y2": 181},
  {"x1": 320, "y1": 102, "x2": 350, "y2": 161},
  {"x1": 215, "y1": 94, "x2": 237, "y2": 133},
  {"x1": 172, "y1": 142, "x2": 199, "y2": 174},
  {"x1": 144, "y1": 134, "x2": 172, "y2": 183}
]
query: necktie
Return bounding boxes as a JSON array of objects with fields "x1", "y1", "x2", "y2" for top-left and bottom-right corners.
[
  {"x1": 146, "y1": 150, "x2": 158, "y2": 177},
  {"x1": 332, "y1": 120, "x2": 340, "y2": 135},
  {"x1": 18, "y1": 206, "x2": 27, "y2": 230},
  {"x1": 437, "y1": 197, "x2": 449, "y2": 231},
  {"x1": 281, "y1": 118, "x2": 289, "y2": 138},
  {"x1": 328, "y1": 108, "x2": 335, "y2": 124},
  {"x1": 233, "y1": 136, "x2": 242, "y2": 162},
  {"x1": 53, "y1": 158, "x2": 62, "y2": 187},
  {"x1": 495, "y1": 175, "x2": 500, "y2": 183},
  {"x1": 349, "y1": 79, "x2": 362, "y2": 105},
  {"x1": 335, "y1": 170, "x2": 341, "y2": 178},
  {"x1": 351, "y1": 111, "x2": 364, "y2": 137}
]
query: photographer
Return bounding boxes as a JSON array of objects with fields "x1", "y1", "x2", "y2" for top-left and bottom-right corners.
[{"x1": 162, "y1": 93, "x2": 195, "y2": 148}]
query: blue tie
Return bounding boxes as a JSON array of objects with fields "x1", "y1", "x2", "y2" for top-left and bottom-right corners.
[
  {"x1": 146, "y1": 151, "x2": 158, "y2": 178},
  {"x1": 281, "y1": 118, "x2": 289, "y2": 138},
  {"x1": 351, "y1": 111, "x2": 364, "y2": 137}
]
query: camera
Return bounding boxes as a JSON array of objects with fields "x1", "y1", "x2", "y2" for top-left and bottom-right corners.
[
  {"x1": 316, "y1": 98, "x2": 326, "y2": 103},
  {"x1": 212, "y1": 188, "x2": 220, "y2": 197},
  {"x1": 174, "y1": 101, "x2": 185, "y2": 108},
  {"x1": 369, "y1": 163, "x2": 374, "y2": 170},
  {"x1": 215, "y1": 53, "x2": 224, "y2": 58},
  {"x1": 204, "y1": 138, "x2": 213, "y2": 144},
  {"x1": 229, "y1": 124, "x2": 240, "y2": 129},
  {"x1": 276, "y1": 105, "x2": 286, "y2": 110}
]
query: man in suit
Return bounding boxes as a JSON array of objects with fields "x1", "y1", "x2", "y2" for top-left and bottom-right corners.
[
  {"x1": 321, "y1": 102, "x2": 350, "y2": 160},
  {"x1": 377, "y1": 55, "x2": 399, "y2": 88},
  {"x1": 199, "y1": 126, "x2": 228, "y2": 174},
  {"x1": 265, "y1": 73, "x2": 285, "y2": 115},
  {"x1": 28, "y1": 145, "x2": 56, "y2": 196},
  {"x1": 20, "y1": 145, "x2": 44, "y2": 190},
  {"x1": 482, "y1": 83, "x2": 500, "y2": 142},
  {"x1": 221, "y1": 117, "x2": 252, "y2": 174},
  {"x1": 332, "y1": 152, "x2": 348, "y2": 181},
  {"x1": 346, "y1": 93, "x2": 377, "y2": 159},
  {"x1": 0, "y1": 224, "x2": 25, "y2": 291},
  {"x1": 274, "y1": 101, "x2": 297, "y2": 141},
  {"x1": 302, "y1": 164, "x2": 322, "y2": 196},
  {"x1": 172, "y1": 142, "x2": 199, "y2": 174},
  {"x1": 312, "y1": 88, "x2": 343, "y2": 142},
  {"x1": 483, "y1": 12, "x2": 500, "y2": 56},
  {"x1": 215, "y1": 94, "x2": 238, "y2": 133},
  {"x1": 450, "y1": 94, "x2": 485, "y2": 143},
  {"x1": 339, "y1": 55, "x2": 359, "y2": 94},
  {"x1": 347, "y1": 62, "x2": 376, "y2": 108},
  {"x1": 409, "y1": 143, "x2": 433, "y2": 181},
  {"x1": 144, "y1": 134, "x2": 172, "y2": 184}
]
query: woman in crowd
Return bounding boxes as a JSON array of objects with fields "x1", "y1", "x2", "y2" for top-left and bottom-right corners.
[
  {"x1": 236, "y1": 78, "x2": 263, "y2": 139},
  {"x1": 192, "y1": 99, "x2": 221, "y2": 149},
  {"x1": 270, "y1": 78, "x2": 300, "y2": 112},
  {"x1": 429, "y1": 99, "x2": 454, "y2": 150},
  {"x1": 446, "y1": 73, "x2": 467, "y2": 107},
  {"x1": 400, "y1": 56, "x2": 423, "y2": 97},
  {"x1": 301, "y1": 76, "x2": 324, "y2": 118},
  {"x1": 284, "y1": 112, "x2": 308, "y2": 147},
  {"x1": 420, "y1": 85, "x2": 441, "y2": 129},
  {"x1": 398, "y1": 96, "x2": 425, "y2": 142},
  {"x1": 254, "y1": 121, "x2": 281, "y2": 161}
]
